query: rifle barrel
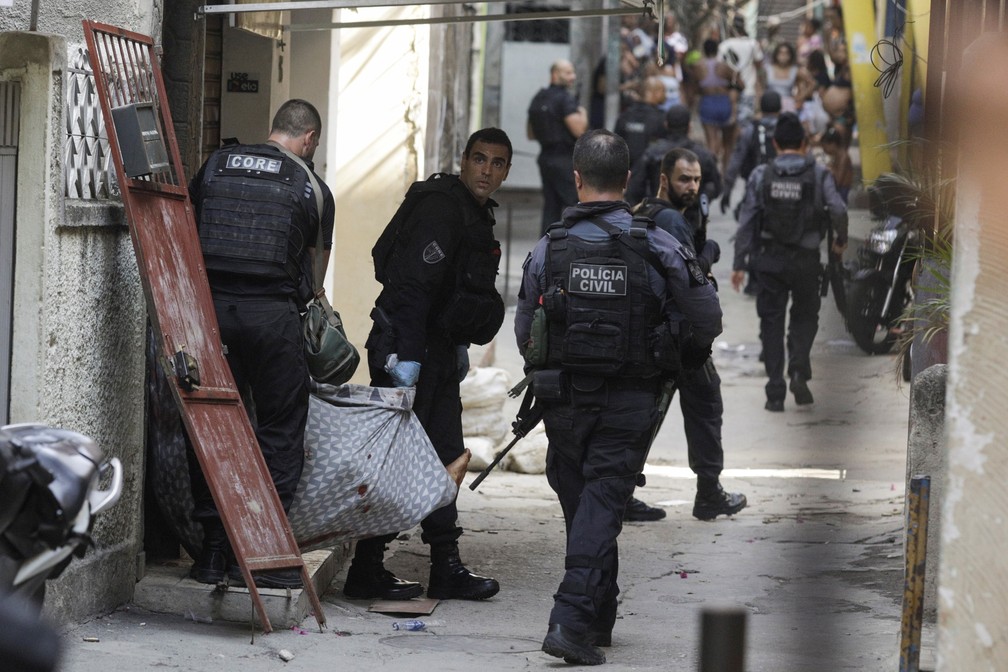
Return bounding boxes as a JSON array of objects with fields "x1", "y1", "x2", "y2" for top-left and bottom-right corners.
[{"x1": 468, "y1": 434, "x2": 521, "y2": 491}]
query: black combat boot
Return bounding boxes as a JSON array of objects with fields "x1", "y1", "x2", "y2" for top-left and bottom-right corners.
[
  {"x1": 623, "y1": 496, "x2": 667, "y2": 522},
  {"x1": 189, "y1": 521, "x2": 229, "y2": 585},
  {"x1": 542, "y1": 624, "x2": 606, "y2": 665},
  {"x1": 789, "y1": 373, "x2": 814, "y2": 405},
  {"x1": 587, "y1": 599, "x2": 617, "y2": 647},
  {"x1": 427, "y1": 543, "x2": 499, "y2": 600},
  {"x1": 693, "y1": 478, "x2": 747, "y2": 521},
  {"x1": 343, "y1": 539, "x2": 423, "y2": 600}
]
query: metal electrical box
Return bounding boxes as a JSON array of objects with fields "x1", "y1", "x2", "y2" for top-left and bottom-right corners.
[{"x1": 110, "y1": 102, "x2": 170, "y2": 178}]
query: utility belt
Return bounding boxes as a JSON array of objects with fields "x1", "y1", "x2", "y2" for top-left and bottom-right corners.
[
  {"x1": 758, "y1": 239, "x2": 820, "y2": 258},
  {"x1": 532, "y1": 369, "x2": 661, "y2": 405},
  {"x1": 540, "y1": 143, "x2": 575, "y2": 155}
]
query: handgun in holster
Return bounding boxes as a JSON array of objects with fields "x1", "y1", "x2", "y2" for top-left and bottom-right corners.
[{"x1": 367, "y1": 306, "x2": 398, "y2": 366}]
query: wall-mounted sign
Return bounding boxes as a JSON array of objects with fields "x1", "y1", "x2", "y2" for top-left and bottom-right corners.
[
  {"x1": 0, "y1": 0, "x2": 13, "y2": 7},
  {"x1": 227, "y1": 72, "x2": 259, "y2": 94}
]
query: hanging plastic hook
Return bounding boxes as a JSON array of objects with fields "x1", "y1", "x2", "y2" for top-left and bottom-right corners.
[{"x1": 655, "y1": 0, "x2": 666, "y2": 66}]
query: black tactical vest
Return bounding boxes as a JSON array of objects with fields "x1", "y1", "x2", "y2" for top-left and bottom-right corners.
[
  {"x1": 527, "y1": 86, "x2": 576, "y2": 152},
  {"x1": 634, "y1": 197, "x2": 667, "y2": 222},
  {"x1": 373, "y1": 173, "x2": 504, "y2": 345},
  {"x1": 760, "y1": 156, "x2": 822, "y2": 246},
  {"x1": 197, "y1": 144, "x2": 311, "y2": 282},
  {"x1": 740, "y1": 118, "x2": 778, "y2": 179},
  {"x1": 542, "y1": 217, "x2": 662, "y2": 378}
]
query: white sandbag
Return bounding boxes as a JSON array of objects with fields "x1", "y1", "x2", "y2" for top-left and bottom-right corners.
[
  {"x1": 459, "y1": 367, "x2": 511, "y2": 409},
  {"x1": 461, "y1": 405, "x2": 509, "y2": 443},
  {"x1": 501, "y1": 423, "x2": 548, "y2": 474},
  {"x1": 288, "y1": 383, "x2": 458, "y2": 551},
  {"x1": 463, "y1": 436, "x2": 497, "y2": 471}
]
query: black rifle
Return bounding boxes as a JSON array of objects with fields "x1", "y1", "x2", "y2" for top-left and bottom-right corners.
[
  {"x1": 822, "y1": 222, "x2": 847, "y2": 315},
  {"x1": 468, "y1": 385, "x2": 542, "y2": 491}
]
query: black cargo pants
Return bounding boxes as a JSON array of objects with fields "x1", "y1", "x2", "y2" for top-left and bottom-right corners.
[
  {"x1": 188, "y1": 297, "x2": 309, "y2": 522},
  {"x1": 542, "y1": 383, "x2": 658, "y2": 635}
]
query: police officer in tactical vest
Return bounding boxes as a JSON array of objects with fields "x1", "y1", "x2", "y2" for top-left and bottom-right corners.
[
  {"x1": 721, "y1": 90, "x2": 782, "y2": 215},
  {"x1": 516, "y1": 130, "x2": 723, "y2": 665},
  {"x1": 528, "y1": 59, "x2": 588, "y2": 235},
  {"x1": 187, "y1": 99, "x2": 334, "y2": 588},
  {"x1": 624, "y1": 104, "x2": 722, "y2": 208},
  {"x1": 342, "y1": 128, "x2": 512, "y2": 603},
  {"x1": 635, "y1": 147, "x2": 747, "y2": 521},
  {"x1": 731, "y1": 112, "x2": 848, "y2": 411}
]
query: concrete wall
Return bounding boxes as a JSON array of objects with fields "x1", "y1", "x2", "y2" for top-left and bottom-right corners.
[
  {"x1": 290, "y1": 9, "x2": 334, "y2": 177},
  {"x1": 500, "y1": 41, "x2": 570, "y2": 190},
  {"x1": 221, "y1": 25, "x2": 286, "y2": 145},
  {"x1": 327, "y1": 6, "x2": 430, "y2": 375},
  {"x1": 936, "y1": 32, "x2": 1008, "y2": 670},
  {"x1": 0, "y1": 1, "x2": 162, "y2": 47},
  {"x1": 0, "y1": 30, "x2": 147, "y2": 623}
]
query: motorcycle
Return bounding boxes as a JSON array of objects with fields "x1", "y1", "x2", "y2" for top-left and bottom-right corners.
[
  {"x1": 845, "y1": 177, "x2": 921, "y2": 357},
  {"x1": 0, "y1": 423, "x2": 123, "y2": 672}
]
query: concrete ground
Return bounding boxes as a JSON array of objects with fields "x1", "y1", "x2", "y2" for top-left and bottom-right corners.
[{"x1": 56, "y1": 186, "x2": 932, "y2": 671}]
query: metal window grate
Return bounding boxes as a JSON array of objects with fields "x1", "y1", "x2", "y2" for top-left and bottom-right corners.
[
  {"x1": 83, "y1": 26, "x2": 182, "y2": 193},
  {"x1": 505, "y1": 2, "x2": 571, "y2": 43},
  {"x1": 0, "y1": 82, "x2": 19, "y2": 148}
]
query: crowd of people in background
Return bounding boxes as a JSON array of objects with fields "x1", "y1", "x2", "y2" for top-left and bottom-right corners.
[{"x1": 598, "y1": 8, "x2": 855, "y2": 204}]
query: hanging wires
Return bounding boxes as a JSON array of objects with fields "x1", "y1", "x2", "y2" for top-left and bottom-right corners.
[{"x1": 871, "y1": 26, "x2": 905, "y2": 99}]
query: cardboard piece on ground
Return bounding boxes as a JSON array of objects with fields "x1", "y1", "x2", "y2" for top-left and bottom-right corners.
[{"x1": 368, "y1": 598, "x2": 440, "y2": 615}]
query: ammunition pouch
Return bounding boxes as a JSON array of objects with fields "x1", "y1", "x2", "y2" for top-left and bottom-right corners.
[
  {"x1": 521, "y1": 306, "x2": 549, "y2": 368},
  {"x1": 650, "y1": 321, "x2": 682, "y2": 374},
  {"x1": 438, "y1": 289, "x2": 504, "y2": 346},
  {"x1": 532, "y1": 369, "x2": 567, "y2": 402}
]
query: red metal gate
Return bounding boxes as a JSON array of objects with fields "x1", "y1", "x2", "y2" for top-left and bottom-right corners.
[{"x1": 82, "y1": 19, "x2": 324, "y2": 633}]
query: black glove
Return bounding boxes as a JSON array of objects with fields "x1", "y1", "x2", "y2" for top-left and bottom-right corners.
[
  {"x1": 699, "y1": 239, "x2": 721, "y2": 267},
  {"x1": 680, "y1": 337, "x2": 713, "y2": 370}
]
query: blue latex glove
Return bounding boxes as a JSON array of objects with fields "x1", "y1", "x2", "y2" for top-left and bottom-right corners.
[
  {"x1": 456, "y1": 345, "x2": 470, "y2": 382},
  {"x1": 385, "y1": 354, "x2": 421, "y2": 387}
]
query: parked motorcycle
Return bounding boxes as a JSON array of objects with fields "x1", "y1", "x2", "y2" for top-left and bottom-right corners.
[
  {"x1": 845, "y1": 176, "x2": 921, "y2": 356},
  {"x1": 0, "y1": 423, "x2": 123, "y2": 672}
]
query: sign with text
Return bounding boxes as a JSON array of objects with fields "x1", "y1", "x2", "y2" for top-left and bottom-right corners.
[{"x1": 227, "y1": 72, "x2": 259, "y2": 93}]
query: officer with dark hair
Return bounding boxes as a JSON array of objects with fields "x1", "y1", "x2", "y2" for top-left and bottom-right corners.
[
  {"x1": 731, "y1": 112, "x2": 848, "y2": 411},
  {"x1": 517, "y1": 130, "x2": 722, "y2": 664},
  {"x1": 721, "y1": 89, "x2": 783, "y2": 215},
  {"x1": 613, "y1": 76, "x2": 668, "y2": 169},
  {"x1": 187, "y1": 98, "x2": 334, "y2": 589},
  {"x1": 343, "y1": 128, "x2": 513, "y2": 602},
  {"x1": 625, "y1": 104, "x2": 722, "y2": 208},
  {"x1": 634, "y1": 147, "x2": 746, "y2": 521},
  {"x1": 528, "y1": 59, "x2": 588, "y2": 235}
]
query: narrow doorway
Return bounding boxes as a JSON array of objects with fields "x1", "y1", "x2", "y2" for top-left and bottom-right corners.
[{"x1": 0, "y1": 81, "x2": 20, "y2": 425}]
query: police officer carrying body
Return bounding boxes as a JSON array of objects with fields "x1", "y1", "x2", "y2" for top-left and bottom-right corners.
[
  {"x1": 516, "y1": 130, "x2": 723, "y2": 665},
  {"x1": 342, "y1": 128, "x2": 513, "y2": 602},
  {"x1": 187, "y1": 99, "x2": 334, "y2": 589},
  {"x1": 634, "y1": 147, "x2": 747, "y2": 520},
  {"x1": 730, "y1": 112, "x2": 848, "y2": 411},
  {"x1": 528, "y1": 59, "x2": 588, "y2": 235},
  {"x1": 624, "y1": 104, "x2": 722, "y2": 208}
]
